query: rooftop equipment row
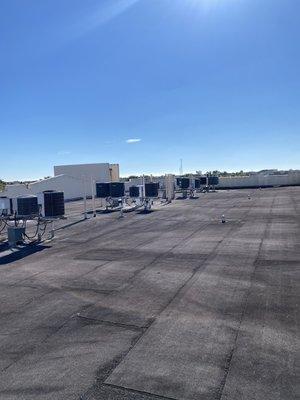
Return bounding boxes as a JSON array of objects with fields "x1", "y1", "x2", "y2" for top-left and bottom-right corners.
[
  {"x1": 0, "y1": 191, "x2": 65, "y2": 218},
  {"x1": 175, "y1": 176, "x2": 219, "y2": 196},
  {"x1": 0, "y1": 175, "x2": 219, "y2": 247},
  {"x1": 0, "y1": 191, "x2": 65, "y2": 246},
  {"x1": 175, "y1": 177, "x2": 217, "y2": 198},
  {"x1": 95, "y1": 181, "x2": 159, "y2": 212},
  {"x1": 176, "y1": 176, "x2": 219, "y2": 188}
]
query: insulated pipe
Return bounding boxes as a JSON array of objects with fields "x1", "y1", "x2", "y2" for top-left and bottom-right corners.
[
  {"x1": 91, "y1": 178, "x2": 96, "y2": 217},
  {"x1": 83, "y1": 176, "x2": 87, "y2": 219}
]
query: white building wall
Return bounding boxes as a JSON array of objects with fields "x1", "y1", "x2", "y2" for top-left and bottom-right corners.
[
  {"x1": 54, "y1": 163, "x2": 112, "y2": 183},
  {"x1": 1, "y1": 175, "x2": 88, "y2": 201},
  {"x1": 1, "y1": 164, "x2": 120, "y2": 201},
  {"x1": 29, "y1": 175, "x2": 86, "y2": 200}
]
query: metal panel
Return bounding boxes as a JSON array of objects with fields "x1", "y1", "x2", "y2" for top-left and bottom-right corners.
[
  {"x1": 176, "y1": 178, "x2": 190, "y2": 189},
  {"x1": 195, "y1": 179, "x2": 201, "y2": 189},
  {"x1": 12, "y1": 196, "x2": 39, "y2": 217},
  {"x1": 110, "y1": 182, "x2": 125, "y2": 198},
  {"x1": 208, "y1": 176, "x2": 219, "y2": 185},
  {"x1": 43, "y1": 191, "x2": 65, "y2": 217},
  {"x1": 129, "y1": 186, "x2": 140, "y2": 198},
  {"x1": 96, "y1": 183, "x2": 110, "y2": 198},
  {"x1": 145, "y1": 183, "x2": 159, "y2": 197}
]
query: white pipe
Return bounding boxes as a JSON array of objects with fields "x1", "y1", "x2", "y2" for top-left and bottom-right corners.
[
  {"x1": 91, "y1": 178, "x2": 96, "y2": 217},
  {"x1": 83, "y1": 176, "x2": 87, "y2": 219}
]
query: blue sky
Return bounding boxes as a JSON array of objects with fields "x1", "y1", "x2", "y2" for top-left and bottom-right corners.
[{"x1": 0, "y1": 0, "x2": 299, "y2": 180}]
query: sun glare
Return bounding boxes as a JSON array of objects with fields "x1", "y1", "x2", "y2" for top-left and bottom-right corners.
[{"x1": 186, "y1": 0, "x2": 226, "y2": 10}]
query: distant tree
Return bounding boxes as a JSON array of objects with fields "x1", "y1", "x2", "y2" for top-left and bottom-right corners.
[
  {"x1": 204, "y1": 170, "x2": 251, "y2": 177},
  {"x1": 0, "y1": 179, "x2": 5, "y2": 191}
]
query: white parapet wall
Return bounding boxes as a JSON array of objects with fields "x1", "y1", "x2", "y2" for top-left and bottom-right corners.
[{"x1": 218, "y1": 171, "x2": 300, "y2": 188}]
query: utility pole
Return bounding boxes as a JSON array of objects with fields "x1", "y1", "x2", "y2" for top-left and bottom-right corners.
[{"x1": 179, "y1": 159, "x2": 183, "y2": 176}]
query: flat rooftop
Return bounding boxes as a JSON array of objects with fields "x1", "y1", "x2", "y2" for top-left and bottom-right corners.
[{"x1": 0, "y1": 187, "x2": 299, "y2": 400}]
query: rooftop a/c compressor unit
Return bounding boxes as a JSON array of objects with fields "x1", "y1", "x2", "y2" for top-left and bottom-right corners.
[
  {"x1": 96, "y1": 182, "x2": 125, "y2": 198},
  {"x1": 11, "y1": 196, "x2": 39, "y2": 218},
  {"x1": 129, "y1": 185, "x2": 141, "y2": 198},
  {"x1": 145, "y1": 182, "x2": 159, "y2": 197},
  {"x1": 128, "y1": 183, "x2": 159, "y2": 199},
  {"x1": 0, "y1": 197, "x2": 12, "y2": 216},
  {"x1": 96, "y1": 182, "x2": 110, "y2": 198},
  {"x1": 194, "y1": 179, "x2": 201, "y2": 189},
  {"x1": 37, "y1": 191, "x2": 65, "y2": 218},
  {"x1": 208, "y1": 176, "x2": 219, "y2": 186},
  {"x1": 176, "y1": 178, "x2": 190, "y2": 189},
  {"x1": 199, "y1": 176, "x2": 219, "y2": 186},
  {"x1": 110, "y1": 182, "x2": 125, "y2": 198}
]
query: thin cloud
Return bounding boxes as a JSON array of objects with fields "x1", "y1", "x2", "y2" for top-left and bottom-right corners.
[
  {"x1": 57, "y1": 150, "x2": 71, "y2": 156},
  {"x1": 126, "y1": 138, "x2": 141, "y2": 144},
  {"x1": 72, "y1": 0, "x2": 141, "y2": 37}
]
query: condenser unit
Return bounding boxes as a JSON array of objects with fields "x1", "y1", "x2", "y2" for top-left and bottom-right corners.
[
  {"x1": 176, "y1": 178, "x2": 190, "y2": 189},
  {"x1": 11, "y1": 196, "x2": 39, "y2": 218},
  {"x1": 37, "y1": 191, "x2": 65, "y2": 218},
  {"x1": 96, "y1": 183, "x2": 110, "y2": 198},
  {"x1": 129, "y1": 185, "x2": 142, "y2": 198},
  {"x1": 0, "y1": 197, "x2": 11, "y2": 216},
  {"x1": 110, "y1": 182, "x2": 125, "y2": 198},
  {"x1": 96, "y1": 182, "x2": 125, "y2": 198},
  {"x1": 195, "y1": 179, "x2": 201, "y2": 189},
  {"x1": 145, "y1": 183, "x2": 159, "y2": 198},
  {"x1": 208, "y1": 176, "x2": 219, "y2": 186}
]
